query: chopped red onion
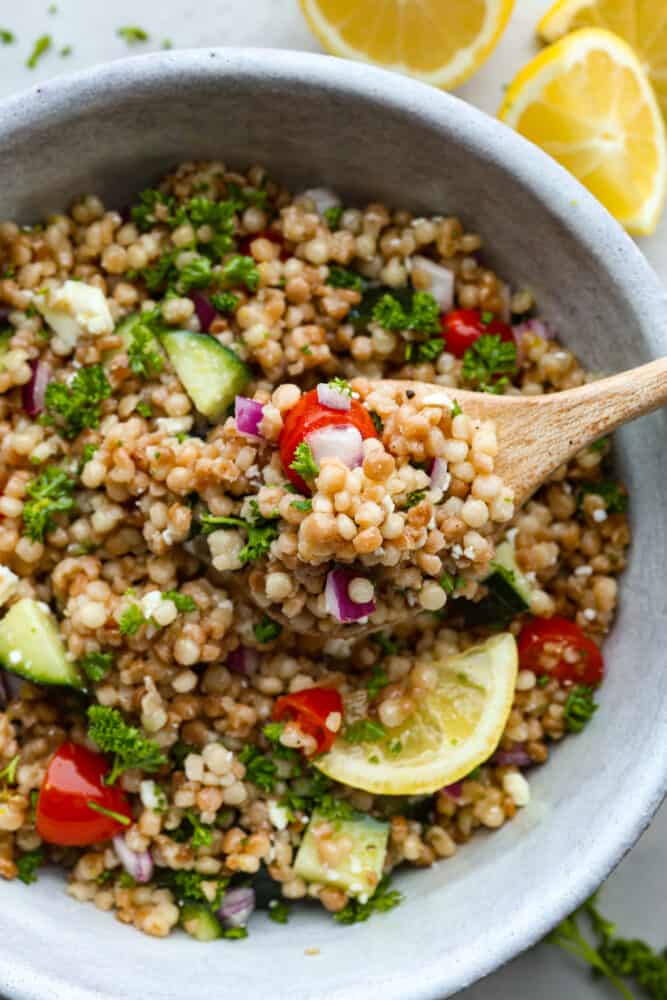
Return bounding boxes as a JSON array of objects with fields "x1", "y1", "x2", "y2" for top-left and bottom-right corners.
[
  {"x1": 443, "y1": 781, "x2": 463, "y2": 800},
  {"x1": 325, "y1": 568, "x2": 376, "y2": 623},
  {"x1": 316, "y1": 382, "x2": 351, "y2": 412},
  {"x1": 412, "y1": 256, "x2": 454, "y2": 311},
  {"x1": 307, "y1": 424, "x2": 363, "y2": 469},
  {"x1": 217, "y1": 886, "x2": 256, "y2": 929},
  {"x1": 235, "y1": 396, "x2": 265, "y2": 439},
  {"x1": 492, "y1": 748, "x2": 533, "y2": 768},
  {"x1": 190, "y1": 292, "x2": 218, "y2": 333},
  {"x1": 298, "y1": 187, "x2": 341, "y2": 216},
  {"x1": 22, "y1": 359, "x2": 51, "y2": 417},
  {"x1": 430, "y1": 457, "x2": 451, "y2": 492},
  {"x1": 0, "y1": 669, "x2": 22, "y2": 707},
  {"x1": 113, "y1": 834, "x2": 153, "y2": 884},
  {"x1": 227, "y1": 646, "x2": 260, "y2": 676}
]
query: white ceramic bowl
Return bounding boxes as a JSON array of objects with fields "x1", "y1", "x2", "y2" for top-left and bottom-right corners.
[{"x1": 0, "y1": 48, "x2": 666, "y2": 1000}]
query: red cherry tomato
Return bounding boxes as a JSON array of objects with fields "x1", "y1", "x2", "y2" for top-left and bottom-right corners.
[
  {"x1": 238, "y1": 230, "x2": 289, "y2": 260},
  {"x1": 36, "y1": 742, "x2": 132, "y2": 847},
  {"x1": 279, "y1": 389, "x2": 379, "y2": 493},
  {"x1": 272, "y1": 687, "x2": 344, "y2": 755},
  {"x1": 441, "y1": 309, "x2": 514, "y2": 358},
  {"x1": 517, "y1": 616, "x2": 604, "y2": 686}
]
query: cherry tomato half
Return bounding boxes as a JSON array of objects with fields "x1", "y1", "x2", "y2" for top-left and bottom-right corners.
[
  {"x1": 272, "y1": 687, "x2": 344, "y2": 755},
  {"x1": 517, "y1": 616, "x2": 604, "y2": 686},
  {"x1": 441, "y1": 309, "x2": 514, "y2": 359},
  {"x1": 36, "y1": 742, "x2": 132, "y2": 847},
  {"x1": 238, "y1": 230, "x2": 289, "y2": 260},
  {"x1": 279, "y1": 389, "x2": 379, "y2": 493}
]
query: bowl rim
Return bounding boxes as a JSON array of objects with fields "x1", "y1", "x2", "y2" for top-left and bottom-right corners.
[{"x1": 0, "y1": 45, "x2": 666, "y2": 1000}]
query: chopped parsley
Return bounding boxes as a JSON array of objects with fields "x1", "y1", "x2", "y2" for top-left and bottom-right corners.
[
  {"x1": 117, "y1": 26, "x2": 149, "y2": 44},
  {"x1": 387, "y1": 739, "x2": 403, "y2": 755},
  {"x1": 577, "y1": 480, "x2": 628, "y2": 514},
  {"x1": 366, "y1": 666, "x2": 389, "y2": 701},
  {"x1": 323, "y1": 205, "x2": 344, "y2": 229},
  {"x1": 131, "y1": 189, "x2": 179, "y2": 231},
  {"x1": 291, "y1": 498, "x2": 312, "y2": 512},
  {"x1": 268, "y1": 899, "x2": 290, "y2": 924},
  {"x1": 334, "y1": 876, "x2": 402, "y2": 924},
  {"x1": 404, "y1": 338, "x2": 444, "y2": 363},
  {"x1": 0, "y1": 29, "x2": 15, "y2": 44},
  {"x1": 16, "y1": 850, "x2": 44, "y2": 885},
  {"x1": 220, "y1": 255, "x2": 260, "y2": 292},
  {"x1": 450, "y1": 399, "x2": 462, "y2": 417},
  {"x1": 162, "y1": 590, "x2": 197, "y2": 613},
  {"x1": 405, "y1": 489, "x2": 427, "y2": 509},
  {"x1": 80, "y1": 442, "x2": 99, "y2": 468},
  {"x1": 372, "y1": 290, "x2": 440, "y2": 334},
  {"x1": 440, "y1": 571, "x2": 461, "y2": 595},
  {"x1": 210, "y1": 291, "x2": 240, "y2": 314},
  {"x1": 238, "y1": 744, "x2": 278, "y2": 792},
  {"x1": 180, "y1": 809, "x2": 214, "y2": 849},
  {"x1": 289, "y1": 442, "x2": 319, "y2": 482},
  {"x1": 0, "y1": 754, "x2": 20, "y2": 785},
  {"x1": 370, "y1": 411, "x2": 384, "y2": 435},
  {"x1": 171, "y1": 741, "x2": 197, "y2": 768},
  {"x1": 86, "y1": 801, "x2": 130, "y2": 826},
  {"x1": 118, "y1": 604, "x2": 146, "y2": 637},
  {"x1": 327, "y1": 376, "x2": 352, "y2": 397},
  {"x1": 461, "y1": 334, "x2": 517, "y2": 394},
  {"x1": 178, "y1": 255, "x2": 215, "y2": 292},
  {"x1": 22, "y1": 465, "x2": 75, "y2": 541},
  {"x1": 254, "y1": 616, "x2": 282, "y2": 643},
  {"x1": 200, "y1": 500, "x2": 279, "y2": 564},
  {"x1": 126, "y1": 312, "x2": 164, "y2": 378},
  {"x1": 135, "y1": 400, "x2": 153, "y2": 418},
  {"x1": 78, "y1": 651, "x2": 113, "y2": 684},
  {"x1": 327, "y1": 266, "x2": 365, "y2": 292},
  {"x1": 564, "y1": 685, "x2": 598, "y2": 733},
  {"x1": 156, "y1": 868, "x2": 228, "y2": 908},
  {"x1": 371, "y1": 632, "x2": 399, "y2": 657},
  {"x1": 43, "y1": 364, "x2": 112, "y2": 439},
  {"x1": 223, "y1": 927, "x2": 248, "y2": 940},
  {"x1": 60, "y1": 45, "x2": 71, "y2": 57},
  {"x1": 343, "y1": 719, "x2": 387, "y2": 743},
  {"x1": 87, "y1": 705, "x2": 166, "y2": 785},
  {"x1": 589, "y1": 437, "x2": 609, "y2": 453},
  {"x1": 26, "y1": 34, "x2": 51, "y2": 68}
]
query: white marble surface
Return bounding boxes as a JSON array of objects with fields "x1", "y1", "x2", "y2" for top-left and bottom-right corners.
[{"x1": 1, "y1": 1, "x2": 665, "y2": 997}]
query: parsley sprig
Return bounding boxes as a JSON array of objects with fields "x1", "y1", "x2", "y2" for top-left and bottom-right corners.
[
  {"x1": 372, "y1": 291, "x2": 440, "y2": 334},
  {"x1": 461, "y1": 334, "x2": 517, "y2": 394},
  {"x1": 87, "y1": 705, "x2": 166, "y2": 785},
  {"x1": 564, "y1": 685, "x2": 598, "y2": 732},
  {"x1": 334, "y1": 876, "x2": 403, "y2": 924},
  {"x1": 200, "y1": 500, "x2": 279, "y2": 564},
  {"x1": 43, "y1": 364, "x2": 112, "y2": 439},
  {"x1": 577, "y1": 480, "x2": 628, "y2": 515},
  {"x1": 22, "y1": 466, "x2": 75, "y2": 541},
  {"x1": 290, "y1": 442, "x2": 319, "y2": 483}
]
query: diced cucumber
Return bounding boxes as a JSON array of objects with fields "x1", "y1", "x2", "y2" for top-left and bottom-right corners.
[
  {"x1": 294, "y1": 810, "x2": 389, "y2": 899},
  {"x1": 180, "y1": 902, "x2": 222, "y2": 941},
  {"x1": 160, "y1": 330, "x2": 250, "y2": 421},
  {"x1": 0, "y1": 330, "x2": 12, "y2": 372},
  {"x1": 0, "y1": 599, "x2": 83, "y2": 688},
  {"x1": 456, "y1": 539, "x2": 533, "y2": 628}
]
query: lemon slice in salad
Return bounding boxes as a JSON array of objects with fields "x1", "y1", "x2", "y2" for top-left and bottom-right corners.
[{"x1": 316, "y1": 632, "x2": 518, "y2": 796}]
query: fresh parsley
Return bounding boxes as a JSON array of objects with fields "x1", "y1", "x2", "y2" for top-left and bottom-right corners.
[
  {"x1": 289, "y1": 442, "x2": 319, "y2": 482},
  {"x1": 372, "y1": 291, "x2": 440, "y2": 334},
  {"x1": 367, "y1": 666, "x2": 389, "y2": 701},
  {"x1": 156, "y1": 868, "x2": 228, "y2": 908},
  {"x1": 182, "y1": 809, "x2": 214, "y2": 849},
  {"x1": 26, "y1": 34, "x2": 51, "y2": 68},
  {"x1": 43, "y1": 364, "x2": 112, "y2": 439},
  {"x1": 405, "y1": 489, "x2": 427, "y2": 509},
  {"x1": 210, "y1": 291, "x2": 240, "y2": 314},
  {"x1": 254, "y1": 616, "x2": 282, "y2": 643},
  {"x1": 22, "y1": 466, "x2": 75, "y2": 541},
  {"x1": 117, "y1": 26, "x2": 149, "y2": 44},
  {"x1": 78, "y1": 651, "x2": 113, "y2": 684},
  {"x1": 371, "y1": 633, "x2": 399, "y2": 657},
  {"x1": 220, "y1": 255, "x2": 260, "y2": 292},
  {"x1": 135, "y1": 400, "x2": 153, "y2": 418},
  {"x1": 461, "y1": 334, "x2": 517, "y2": 394},
  {"x1": 126, "y1": 312, "x2": 164, "y2": 378},
  {"x1": 86, "y1": 801, "x2": 131, "y2": 826},
  {"x1": 87, "y1": 705, "x2": 166, "y2": 784},
  {"x1": 327, "y1": 376, "x2": 352, "y2": 397},
  {"x1": 118, "y1": 604, "x2": 146, "y2": 637},
  {"x1": 327, "y1": 266, "x2": 365, "y2": 292},
  {"x1": 564, "y1": 685, "x2": 598, "y2": 733},
  {"x1": 163, "y1": 590, "x2": 197, "y2": 613},
  {"x1": 0, "y1": 754, "x2": 20, "y2": 785},
  {"x1": 268, "y1": 899, "x2": 290, "y2": 924},
  {"x1": 323, "y1": 205, "x2": 344, "y2": 229},
  {"x1": 440, "y1": 571, "x2": 461, "y2": 595},
  {"x1": 16, "y1": 849, "x2": 44, "y2": 885},
  {"x1": 0, "y1": 29, "x2": 15, "y2": 44},
  {"x1": 450, "y1": 399, "x2": 462, "y2": 417},
  {"x1": 291, "y1": 499, "x2": 312, "y2": 512},
  {"x1": 200, "y1": 500, "x2": 279, "y2": 564},
  {"x1": 370, "y1": 411, "x2": 384, "y2": 435},
  {"x1": 343, "y1": 719, "x2": 387, "y2": 743},
  {"x1": 238, "y1": 744, "x2": 278, "y2": 792},
  {"x1": 404, "y1": 338, "x2": 444, "y2": 363},
  {"x1": 577, "y1": 480, "x2": 628, "y2": 514},
  {"x1": 334, "y1": 876, "x2": 403, "y2": 924}
]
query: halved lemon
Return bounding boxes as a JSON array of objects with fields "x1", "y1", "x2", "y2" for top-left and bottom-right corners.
[
  {"x1": 299, "y1": 0, "x2": 515, "y2": 90},
  {"x1": 316, "y1": 632, "x2": 517, "y2": 796},
  {"x1": 499, "y1": 28, "x2": 667, "y2": 235},
  {"x1": 538, "y1": 0, "x2": 667, "y2": 121}
]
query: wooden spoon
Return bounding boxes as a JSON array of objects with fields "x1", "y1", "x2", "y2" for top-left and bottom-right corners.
[{"x1": 234, "y1": 358, "x2": 667, "y2": 639}]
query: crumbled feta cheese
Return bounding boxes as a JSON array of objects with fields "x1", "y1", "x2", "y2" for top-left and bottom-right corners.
[
  {"x1": 583, "y1": 608, "x2": 597, "y2": 621},
  {"x1": 323, "y1": 638, "x2": 354, "y2": 658},
  {"x1": 207, "y1": 529, "x2": 244, "y2": 572},
  {"x1": 422, "y1": 390, "x2": 454, "y2": 408},
  {"x1": 139, "y1": 590, "x2": 163, "y2": 619},
  {"x1": 592, "y1": 508, "x2": 608, "y2": 523},
  {"x1": 0, "y1": 566, "x2": 19, "y2": 607},
  {"x1": 268, "y1": 800, "x2": 289, "y2": 831},
  {"x1": 325, "y1": 711, "x2": 342, "y2": 733},
  {"x1": 35, "y1": 280, "x2": 113, "y2": 350},
  {"x1": 156, "y1": 416, "x2": 194, "y2": 435},
  {"x1": 463, "y1": 545, "x2": 477, "y2": 561},
  {"x1": 574, "y1": 565, "x2": 593, "y2": 577},
  {"x1": 8, "y1": 650, "x2": 22, "y2": 665},
  {"x1": 298, "y1": 187, "x2": 341, "y2": 216},
  {"x1": 451, "y1": 544, "x2": 463, "y2": 560},
  {"x1": 503, "y1": 772, "x2": 531, "y2": 807}
]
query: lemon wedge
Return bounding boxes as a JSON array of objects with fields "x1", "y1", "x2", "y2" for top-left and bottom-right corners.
[
  {"x1": 299, "y1": 0, "x2": 515, "y2": 90},
  {"x1": 499, "y1": 28, "x2": 667, "y2": 235},
  {"x1": 538, "y1": 0, "x2": 667, "y2": 122},
  {"x1": 316, "y1": 632, "x2": 518, "y2": 796}
]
